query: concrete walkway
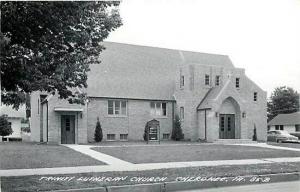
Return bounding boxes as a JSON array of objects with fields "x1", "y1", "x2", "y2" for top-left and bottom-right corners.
[
  {"x1": 1, "y1": 156, "x2": 300, "y2": 177},
  {"x1": 231, "y1": 143, "x2": 300, "y2": 152},
  {"x1": 63, "y1": 145, "x2": 133, "y2": 166}
]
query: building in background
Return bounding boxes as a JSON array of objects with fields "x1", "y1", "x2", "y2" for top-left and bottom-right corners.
[
  {"x1": 0, "y1": 104, "x2": 26, "y2": 141},
  {"x1": 30, "y1": 42, "x2": 267, "y2": 144},
  {"x1": 268, "y1": 112, "x2": 300, "y2": 133}
]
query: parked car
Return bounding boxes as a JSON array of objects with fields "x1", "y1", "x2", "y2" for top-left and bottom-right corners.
[
  {"x1": 267, "y1": 130, "x2": 299, "y2": 143},
  {"x1": 290, "y1": 132, "x2": 300, "y2": 139}
]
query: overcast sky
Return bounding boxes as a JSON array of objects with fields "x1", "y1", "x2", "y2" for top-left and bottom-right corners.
[{"x1": 107, "y1": 0, "x2": 300, "y2": 96}]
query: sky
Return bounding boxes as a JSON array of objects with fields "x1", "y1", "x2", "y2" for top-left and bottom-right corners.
[{"x1": 107, "y1": 0, "x2": 300, "y2": 96}]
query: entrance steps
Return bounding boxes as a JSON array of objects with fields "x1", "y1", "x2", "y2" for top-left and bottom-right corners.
[{"x1": 214, "y1": 139, "x2": 257, "y2": 144}]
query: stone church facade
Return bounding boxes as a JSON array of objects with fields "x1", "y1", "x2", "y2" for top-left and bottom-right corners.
[{"x1": 30, "y1": 42, "x2": 267, "y2": 144}]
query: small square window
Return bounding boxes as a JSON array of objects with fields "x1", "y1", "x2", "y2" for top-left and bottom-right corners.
[
  {"x1": 275, "y1": 125, "x2": 279, "y2": 130},
  {"x1": 254, "y1": 92, "x2": 258, "y2": 101},
  {"x1": 205, "y1": 74, "x2": 210, "y2": 85},
  {"x1": 236, "y1": 78, "x2": 240, "y2": 88},
  {"x1": 120, "y1": 134, "x2": 128, "y2": 140},
  {"x1": 163, "y1": 133, "x2": 170, "y2": 140},
  {"x1": 107, "y1": 134, "x2": 116, "y2": 141}
]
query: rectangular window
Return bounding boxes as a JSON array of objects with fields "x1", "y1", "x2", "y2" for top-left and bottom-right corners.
[
  {"x1": 280, "y1": 125, "x2": 284, "y2": 130},
  {"x1": 180, "y1": 75, "x2": 184, "y2": 88},
  {"x1": 215, "y1": 76, "x2": 220, "y2": 86},
  {"x1": 66, "y1": 118, "x2": 70, "y2": 131},
  {"x1": 254, "y1": 92, "x2": 258, "y2": 101},
  {"x1": 107, "y1": 134, "x2": 115, "y2": 141},
  {"x1": 108, "y1": 100, "x2": 127, "y2": 116},
  {"x1": 163, "y1": 133, "x2": 170, "y2": 140},
  {"x1": 180, "y1": 107, "x2": 184, "y2": 121},
  {"x1": 150, "y1": 102, "x2": 167, "y2": 116},
  {"x1": 120, "y1": 134, "x2": 128, "y2": 140},
  {"x1": 205, "y1": 74, "x2": 210, "y2": 85},
  {"x1": 275, "y1": 125, "x2": 279, "y2": 130},
  {"x1": 236, "y1": 78, "x2": 240, "y2": 88},
  {"x1": 295, "y1": 125, "x2": 300, "y2": 132}
]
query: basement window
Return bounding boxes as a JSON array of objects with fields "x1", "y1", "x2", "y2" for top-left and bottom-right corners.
[
  {"x1": 107, "y1": 134, "x2": 116, "y2": 141},
  {"x1": 120, "y1": 134, "x2": 128, "y2": 141}
]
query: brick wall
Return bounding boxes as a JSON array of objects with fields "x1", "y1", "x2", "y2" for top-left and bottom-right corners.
[{"x1": 87, "y1": 98, "x2": 174, "y2": 142}]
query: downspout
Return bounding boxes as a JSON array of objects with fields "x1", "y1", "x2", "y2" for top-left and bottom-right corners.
[
  {"x1": 204, "y1": 109, "x2": 207, "y2": 141},
  {"x1": 46, "y1": 101, "x2": 48, "y2": 142},
  {"x1": 172, "y1": 101, "x2": 175, "y2": 138}
]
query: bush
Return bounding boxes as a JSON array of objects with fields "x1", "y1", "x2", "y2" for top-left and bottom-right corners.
[
  {"x1": 143, "y1": 122, "x2": 149, "y2": 141},
  {"x1": 0, "y1": 115, "x2": 13, "y2": 139},
  {"x1": 171, "y1": 115, "x2": 184, "y2": 141},
  {"x1": 252, "y1": 124, "x2": 257, "y2": 141},
  {"x1": 94, "y1": 118, "x2": 103, "y2": 142}
]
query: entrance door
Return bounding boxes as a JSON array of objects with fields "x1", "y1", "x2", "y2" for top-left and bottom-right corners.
[
  {"x1": 61, "y1": 115, "x2": 75, "y2": 144},
  {"x1": 219, "y1": 114, "x2": 235, "y2": 139}
]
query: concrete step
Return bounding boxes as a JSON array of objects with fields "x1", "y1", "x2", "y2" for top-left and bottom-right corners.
[{"x1": 214, "y1": 139, "x2": 258, "y2": 144}]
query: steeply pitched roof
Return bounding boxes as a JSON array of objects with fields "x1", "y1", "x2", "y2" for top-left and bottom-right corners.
[
  {"x1": 87, "y1": 42, "x2": 234, "y2": 100},
  {"x1": 268, "y1": 112, "x2": 300, "y2": 126},
  {"x1": 0, "y1": 104, "x2": 26, "y2": 118}
]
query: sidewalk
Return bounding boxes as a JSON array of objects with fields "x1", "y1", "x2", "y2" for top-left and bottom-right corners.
[
  {"x1": 1, "y1": 156, "x2": 300, "y2": 177},
  {"x1": 231, "y1": 143, "x2": 300, "y2": 152}
]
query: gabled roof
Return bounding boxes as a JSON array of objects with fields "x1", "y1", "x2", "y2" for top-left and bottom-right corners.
[
  {"x1": 0, "y1": 104, "x2": 26, "y2": 118},
  {"x1": 268, "y1": 112, "x2": 300, "y2": 126},
  {"x1": 87, "y1": 42, "x2": 234, "y2": 100}
]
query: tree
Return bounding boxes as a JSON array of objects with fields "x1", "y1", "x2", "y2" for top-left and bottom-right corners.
[
  {"x1": 267, "y1": 86, "x2": 299, "y2": 121},
  {"x1": 94, "y1": 117, "x2": 103, "y2": 142},
  {"x1": 143, "y1": 122, "x2": 149, "y2": 141},
  {"x1": 0, "y1": 1, "x2": 122, "y2": 109},
  {"x1": 171, "y1": 115, "x2": 184, "y2": 141},
  {"x1": 0, "y1": 115, "x2": 13, "y2": 140},
  {"x1": 252, "y1": 124, "x2": 257, "y2": 141}
]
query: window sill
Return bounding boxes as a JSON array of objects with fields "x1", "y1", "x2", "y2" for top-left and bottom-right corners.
[
  {"x1": 151, "y1": 116, "x2": 168, "y2": 119},
  {"x1": 106, "y1": 115, "x2": 128, "y2": 118}
]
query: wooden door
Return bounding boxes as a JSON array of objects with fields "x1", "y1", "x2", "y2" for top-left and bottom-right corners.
[
  {"x1": 61, "y1": 115, "x2": 75, "y2": 144},
  {"x1": 219, "y1": 114, "x2": 235, "y2": 139}
]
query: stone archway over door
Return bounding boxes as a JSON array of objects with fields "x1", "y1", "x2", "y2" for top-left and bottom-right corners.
[{"x1": 219, "y1": 97, "x2": 241, "y2": 139}]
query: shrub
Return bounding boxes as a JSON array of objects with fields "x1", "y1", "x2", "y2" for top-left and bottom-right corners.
[
  {"x1": 143, "y1": 122, "x2": 149, "y2": 141},
  {"x1": 0, "y1": 115, "x2": 13, "y2": 139},
  {"x1": 252, "y1": 124, "x2": 257, "y2": 141},
  {"x1": 94, "y1": 118, "x2": 103, "y2": 142},
  {"x1": 171, "y1": 114, "x2": 184, "y2": 141}
]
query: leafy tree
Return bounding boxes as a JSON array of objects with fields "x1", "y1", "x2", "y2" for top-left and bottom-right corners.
[
  {"x1": 267, "y1": 86, "x2": 299, "y2": 121},
  {"x1": 0, "y1": 115, "x2": 13, "y2": 139},
  {"x1": 0, "y1": 1, "x2": 122, "y2": 109},
  {"x1": 171, "y1": 114, "x2": 184, "y2": 141},
  {"x1": 94, "y1": 118, "x2": 103, "y2": 142}
]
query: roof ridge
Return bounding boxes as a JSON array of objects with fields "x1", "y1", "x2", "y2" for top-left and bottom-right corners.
[{"x1": 103, "y1": 41, "x2": 230, "y2": 57}]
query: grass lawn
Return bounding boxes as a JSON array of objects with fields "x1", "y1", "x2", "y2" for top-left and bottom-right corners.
[
  {"x1": 92, "y1": 144, "x2": 300, "y2": 164},
  {"x1": 0, "y1": 142, "x2": 105, "y2": 169},
  {"x1": 2, "y1": 162, "x2": 299, "y2": 192},
  {"x1": 268, "y1": 142, "x2": 300, "y2": 149}
]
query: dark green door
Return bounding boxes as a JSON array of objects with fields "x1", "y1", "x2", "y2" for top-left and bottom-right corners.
[
  {"x1": 219, "y1": 114, "x2": 235, "y2": 139},
  {"x1": 61, "y1": 115, "x2": 75, "y2": 144}
]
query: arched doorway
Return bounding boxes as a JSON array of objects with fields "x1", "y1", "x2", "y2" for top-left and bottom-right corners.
[{"x1": 219, "y1": 97, "x2": 241, "y2": 139}]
